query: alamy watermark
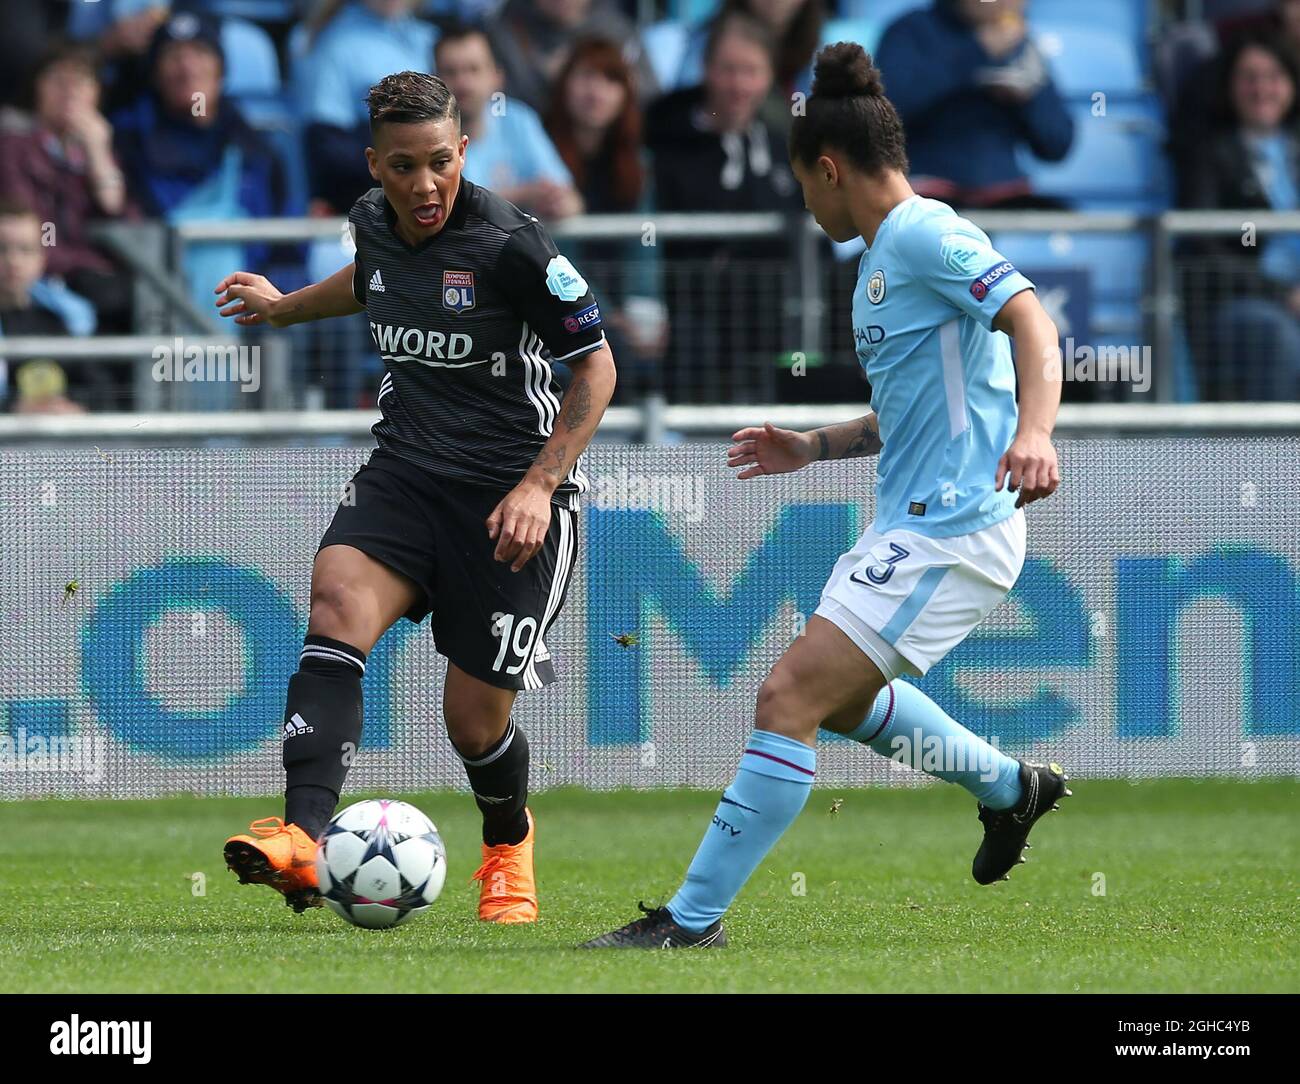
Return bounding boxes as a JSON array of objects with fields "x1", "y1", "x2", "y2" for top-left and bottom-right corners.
[{"x1": 151, "y1": 337, "x2": 261, "y2": 393}]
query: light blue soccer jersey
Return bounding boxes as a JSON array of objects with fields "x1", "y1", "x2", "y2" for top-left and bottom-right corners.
[{"x1": 852, "y1": 195, "x2": 1034, "y2": 539}]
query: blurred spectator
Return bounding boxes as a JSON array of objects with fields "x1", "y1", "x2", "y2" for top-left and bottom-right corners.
[
  {"x1": 489, "y1": 0, "x2": 657, "y2": 115},
  {"x1": 876, "y1": 0, "x2": 1074, "y2": 209},
  {"x1": 0, "y1": 42, "x2": 139, "y2": 334},
  {"x1": 646, "y1": 13, "x2": 799, "y2": 226},
  {"x1": 1178, "y1": 33, "x2": 1300, "y2": 401},
  {"x1": 1169, "y1": 0, "x2": 1300, "y2": 165},
  {"x1": 645, "y1": 12, "x2": 803, "y2": 403},
  {"x1": 544, "y1": 37, "x2": 664, "y2": 390},
  {"x1": 0, "y1": 199, "x2": 104, "y2": 412},
  {"x1": 435, "y1": 23, "x2": 582, "y2": 218},
  {"x1": 111, "y1": 12, "x2": 289, "y2": 344},
  {"x1": 66, "y1": 0, "x2": 172, "y2": 114},
  {"x1": 666, "y1": 0, "x2": 829, "y2": 127},
  {"x1": 299, "y1": 0, "x2": 438, "y2": 214}
]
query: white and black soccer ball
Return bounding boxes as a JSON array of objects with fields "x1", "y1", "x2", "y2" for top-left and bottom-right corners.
[{"x1": 316, "y1": 799, "x2": 447, "y2": 929}]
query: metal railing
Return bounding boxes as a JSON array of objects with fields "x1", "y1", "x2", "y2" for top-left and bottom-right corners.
[
  {"x1": 9, "y1": 209, "x2": 1300, "y2": 412},
  {"x1": 3, "y1": 402, "x2": 1298, "y2": 445}
]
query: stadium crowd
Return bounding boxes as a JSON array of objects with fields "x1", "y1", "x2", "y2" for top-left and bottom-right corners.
[{"x1": 0, "y1": 0, "x2": 1298, "y2": 412}]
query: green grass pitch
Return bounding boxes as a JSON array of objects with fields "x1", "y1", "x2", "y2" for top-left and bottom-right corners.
[{"x1": 2, "y1": 779, "x2": 1295, "y2": 993}]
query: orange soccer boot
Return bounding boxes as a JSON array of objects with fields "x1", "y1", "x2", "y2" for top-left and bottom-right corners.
[
  {"x1": 470, "y1": 808, "x2": 538, "y2": 923},
  {"x1": 223, "y1": 817, "x2": 323, "y2": 913}
]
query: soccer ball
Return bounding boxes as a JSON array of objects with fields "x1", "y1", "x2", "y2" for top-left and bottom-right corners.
[{"x1": 316, "y1": 799, "x2": 447, "y2": 929}]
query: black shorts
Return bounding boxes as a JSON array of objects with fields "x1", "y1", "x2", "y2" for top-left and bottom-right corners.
[{"x1": 317, "y1": 449, "x2": 578, "y2": 691}]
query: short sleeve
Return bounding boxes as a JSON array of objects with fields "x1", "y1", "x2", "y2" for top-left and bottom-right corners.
[
  {"x1": 345, "y1": 217, "x2": 365, "y2": 305},
  {"x1": 495, "y1": 221, "x2": 605, "y2": 362},
  {"x1": 894, "y1": 215, "x2": 1034, "y2": 330},
  {"x1": 515, "y1": 106, "x2": 574, "y2": 187}
]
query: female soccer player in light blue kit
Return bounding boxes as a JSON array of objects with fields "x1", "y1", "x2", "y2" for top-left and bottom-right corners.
[{"x1": 583, "y1": 42, "x2": 1070, "y2": 948}]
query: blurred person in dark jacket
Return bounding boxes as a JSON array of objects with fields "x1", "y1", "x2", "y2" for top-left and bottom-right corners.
[
  {"x1": 0, "y1": 42, "x2": 139, "y2": 333},
  {"x1": 1178, "y1": 32, "x2": 1300, "y2": 401},
  {"x1": 876, "y1": 0, "x2": 1073, "y2": 208},
  {"x1": 645, "y1": 12, "x2": 803, "y2": 403}
]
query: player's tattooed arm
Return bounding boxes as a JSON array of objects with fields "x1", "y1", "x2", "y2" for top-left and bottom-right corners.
[
  {"x1": 522, "y1": 344, "x2": 616, "y2": 493},
  {"x1": 489, "y1": 343, "x2": 616, "y2": 571},
  {"x1": 812, "y1": 413, "x2": 882, "y2": 460}
]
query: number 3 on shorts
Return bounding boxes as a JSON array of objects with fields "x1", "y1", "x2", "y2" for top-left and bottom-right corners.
[
  {"x1": 851, "y1": 542, "x2": 911, "y2": 586},
  {"x1": 492, "y1": 612, "x2": 538, "y2": 675}
]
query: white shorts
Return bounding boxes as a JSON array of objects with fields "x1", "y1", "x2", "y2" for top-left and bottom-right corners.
[{"x1": 814, "y1": 509, "x2": 1026, "y2": 680}]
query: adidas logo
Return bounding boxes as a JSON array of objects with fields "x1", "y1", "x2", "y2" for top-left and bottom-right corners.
[
  {"x1": 369, "y1": 269, "x2": 385, "y2": 293},
  {"x1": 283, "y1": 712, "x2": 314, "y2": 738}
]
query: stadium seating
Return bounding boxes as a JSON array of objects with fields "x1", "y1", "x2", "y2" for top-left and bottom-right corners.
[
  {"x1": 1016, "y1": 98, "x2": 1170, "y2": 212},
  {"x1": 220, "y1": 17, "x2": 282, "y2": 99},
  {"x1": 1034, "y1": 24, "x2": 1147, "y2": 99}
]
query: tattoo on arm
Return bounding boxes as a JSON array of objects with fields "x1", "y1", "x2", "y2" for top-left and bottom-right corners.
[
  {"x1": 534, "y1": 444, "x2": 569, "y2": 480},
  {"x1": 816, "y1": 430, "x2": 830, "y2": 462},
  {"x1": 560, "y1": 376, "x2": 592, "y2": 431},
  {"x1": 842, "y1": 417, "x2": 878, "y2": 458}
]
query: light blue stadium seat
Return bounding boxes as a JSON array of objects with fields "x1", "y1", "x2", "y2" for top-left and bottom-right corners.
[
  {"x1": 1016, "y1": 99, "x2": 1169, "y2": 211},
  {"x1": 1033, "y1": 24, "x2": 1146, "y2": 97},
  {"x1": 221, "y1": 17, "x2": 281, "y2": 98},
  {"x1": 1029, "y1": 0, "x2": 1148, "y2": 41},
  {"x1": 989, "y1": 231, "x2": 1147, "y2": 337},
  {"x1": 820, "y1": 17, "x2": 887, "y2": 57},
  {"x1": 642, "y1": 20, "x2": 694, "y2": 94},
  {"x1": 840, "y1": 0, "x2": 926, "y2": 25},
  {"x1": 667, "y1": 0, "x2": 720, "y2": 22},
  {"x1": 199, "y1": 1, "x2": 298, "y2": 21}
]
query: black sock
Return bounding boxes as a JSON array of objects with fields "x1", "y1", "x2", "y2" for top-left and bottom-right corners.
[
  {"x1": 285, "y1": 784, "x2": 338, "y2": 842},
  {"x1": 454, "y1": 718, "x2": 530, "y2": 847},
  {"x1": 281, "y1": 634, "x2": 366, "y2": 839}
]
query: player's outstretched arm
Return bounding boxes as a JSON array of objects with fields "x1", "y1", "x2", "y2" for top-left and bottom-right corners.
[
  {"x1": 487, "y1": 342, "x2": 617, "y2": 572},
  {"x1": 214, "y1": 263, "x2": 364, "y2": 328},
  {"x1": 727, "y1": 415, "x2": 880, "y2": 480},
  {"x1": 993, "y1": 288, "x2": 1062, "y2": 507}
]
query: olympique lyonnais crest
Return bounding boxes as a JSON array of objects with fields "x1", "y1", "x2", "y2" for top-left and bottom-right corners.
[{"x1": 442, "y1": 270, "x2": 475, "y2": 313}]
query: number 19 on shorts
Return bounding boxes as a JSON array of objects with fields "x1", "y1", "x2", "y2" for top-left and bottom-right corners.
[{"x1": 491, "y1": 612, "x2": 538, "y2": 675}]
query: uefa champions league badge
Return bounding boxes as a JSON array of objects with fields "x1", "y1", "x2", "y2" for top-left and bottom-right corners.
[
  {"x1": 867, "y1": 269, "x2": 886, "y2": 304},
  {"x1": 545, "y1": 255, "x2": 588, "y2": 302},
  {"x1": 442, "y1": 270, "x2": 475, "y2": 313}
]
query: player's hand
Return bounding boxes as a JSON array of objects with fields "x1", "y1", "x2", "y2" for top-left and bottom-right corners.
[
  {"x1": 487, "y1": 480, "x2": 553, "y2": 572},
  {"x1": 996, "y1": 431, "x2": 1060, "y2": 508},
  {"x1": 727, "y1": 422, "x2": 817, "y2": 479},
  {"x1": 214, "y1": 272, "x2": 285, "y2": 327}
]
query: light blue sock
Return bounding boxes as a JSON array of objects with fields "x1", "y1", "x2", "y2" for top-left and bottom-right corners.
[
  {"x1": 665, "y1": 730, "x2": 815, "y2": 932},
  {"x1": 843, "y1": 680, "x2": 1023, "y2": 809}
]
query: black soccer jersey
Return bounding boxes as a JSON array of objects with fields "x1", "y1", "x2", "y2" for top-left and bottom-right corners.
[{"x1": 348, "y1": 178, "x2": 606, "y2": 508}]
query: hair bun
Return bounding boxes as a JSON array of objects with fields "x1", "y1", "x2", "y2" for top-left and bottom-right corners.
[{"x1": 812, "y1": 42, "x2": 885, "y2": 99}]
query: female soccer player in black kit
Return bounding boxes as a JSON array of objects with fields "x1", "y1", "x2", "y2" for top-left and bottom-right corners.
[{"x1": 214, "y1": 71, "x2": 616, "y2": 922}]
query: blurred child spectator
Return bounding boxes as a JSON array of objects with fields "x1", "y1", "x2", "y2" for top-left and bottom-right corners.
[
  {"x1": 1178, "y1": 33, "x2": 1300, "y2": 401},
  {"x1": 545, "y1": 37, "x2": 665, "y2": 390},
  {"x1": 876, "y1": 0, "x2": 1074, "y2": 209},
  {"x1": 0, "y1": 43, "x2": 139, "y2": 334},
  {"x1": 489, "y1": 0, "x2": 657, "y2": 115},
  {"x1": 299, "y1": 0, "x2": 438, "y2": 215},
  {"x1": 435, "y1": 23, "x2": 582, "y2": 219},
  {"x1": 0, "y1": 199, "x2": 108, "y2": 412},
  {"x1": 111, "y1": 9, "x2": 291, "y2": 405},
  {"x1": 646, "y1": 12, "x2": 803, "y2": 402}
]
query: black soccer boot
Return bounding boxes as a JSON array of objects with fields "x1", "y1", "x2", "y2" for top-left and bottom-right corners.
[
  {"x1": 578, "y1": 902, "x2": 727, "y2": 949},
  {"x1": 972, "y1": 760, "x2": 1071, "y2": 885}
]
